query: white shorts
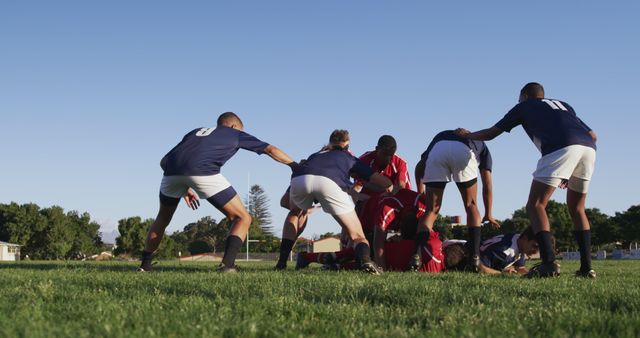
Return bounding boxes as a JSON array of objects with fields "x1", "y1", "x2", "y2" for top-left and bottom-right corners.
[
  {"x1": 290, "y1": 175, "x2": 355, "y2": 215},
  {"x1": 533, "y1": 145, "x2": 596, "y2": 193},
  {"x1": 423, "y1": 140, "x2": 478, "y2": 184},
  {"x1": 159, "y1": 174, "x2": 237, "y2": 208}
]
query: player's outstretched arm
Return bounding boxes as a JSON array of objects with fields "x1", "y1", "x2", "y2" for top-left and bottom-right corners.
[
  {"x1": 478, "y1": 263, "x2": 501, "y2": 275},
  {"x1": 455, "y1": 126, "x2": 503, "y2": 141},
  {"x1": 264, "y1": 145, "x2": 297, "y2": 168},
  {"x1": 480, "y1": 169, "x2": 500, "y2": 229}
]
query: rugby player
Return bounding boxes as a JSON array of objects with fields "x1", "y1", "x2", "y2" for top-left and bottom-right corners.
[
  {"x1": 456, "y1": 82, "x2": 597, "y2": 278},
  {"x1": 355, "y1": 135, "x2": 411, "y2": 235},
  {"x1": 279, "y1": 129, "x2": 392, "y2": 274},
  {"x1": 413, "y1": 130, "x2": 499, "y2": 272},
  {"x1": 443, "y1": 227, "x2": 549, "y2": 275},
  {"x1": 138, "y1": 112, "x2": 296, "y2": 273}
]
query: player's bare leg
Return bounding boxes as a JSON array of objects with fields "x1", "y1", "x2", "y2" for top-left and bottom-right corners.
[
  {"x1": 276, "y1": 207, "x2": 307, "y2": 270},
  {"x1": 567, "y1": 185, "x2": 595, "y2": 278},
  {"x1": 524, "y1": 180, "x2": 560, "y2": 278},
  {"x1": 138, "y1": 202, "x2": 179, "y2": 271},
  {"x1": 216, "y1": 194, "x2": 252, "y2": 272},
  {"x1": 412, "y1": 187, "x2": 443, "y2": 271},
  {"x1": 332, "y1": 211, "x2": 381, "y2": 274},
  {"x1": 144, "y1": 203, "x2": 178, "y2": 254},
  {"x1": 457, "y1": 181, "x2": 482, "y2": 271}
]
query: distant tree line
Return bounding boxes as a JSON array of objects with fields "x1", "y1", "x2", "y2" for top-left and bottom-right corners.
[
  {"x1": 2, "y1": 197, "x2": 639, "y2": 259},
  {"x1": 0, "y1": 203, "x2": 104, "y2": 259}
]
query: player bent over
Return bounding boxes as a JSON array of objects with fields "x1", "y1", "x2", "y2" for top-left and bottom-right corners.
[
  {"x1": 278, "y1": 129, "x2": 392, "y2": 274},
  {"x1": 456, "y1": 82, "x2": 597, "y2": 278},
  {"x1": 413, "y1": 130, "x2": 498, "y2": 272},
  {"x1": 355, "y1": 135, "x2": 412, "y2": 232},
  {"x1": 139, "y1": 112, "x2": 296, "y2": 272}
]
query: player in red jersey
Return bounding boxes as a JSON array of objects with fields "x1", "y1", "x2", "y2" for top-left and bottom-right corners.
[
  {"x1": 371, "y1": 188, "x2": 445, "y2": 272},
  {"x1": 355, "y1": 135, "x2": 411, "y2": 237}
]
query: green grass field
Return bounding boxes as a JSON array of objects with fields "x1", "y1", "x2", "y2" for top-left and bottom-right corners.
[{"x1": 1, "y1": 260, "x2": 639, "y2": 338}]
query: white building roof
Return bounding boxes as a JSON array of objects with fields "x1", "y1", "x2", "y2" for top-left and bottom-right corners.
[{"x1": 0, "y1": 241, "x2": 20, "y2": 246}]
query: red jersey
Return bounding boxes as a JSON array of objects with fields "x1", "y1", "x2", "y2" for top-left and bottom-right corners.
[
  {"x1": 384, "y1": 232, "x2": 445, "y2": 272},
  {"x1": 375, "y1": 189, "x2": 426, "y2": 231},
  {"x1": 357, "y1": 151, "x2": 411, "y2": 197}
]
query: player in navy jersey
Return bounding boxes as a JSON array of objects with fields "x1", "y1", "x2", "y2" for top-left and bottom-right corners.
[
  {"x1": 443, "y1": 227, "x2": 546, "y2": 275},
  {"x1": 412, "y1": 130, "x2": 499, "y2": 272},
  {"x1": 276, "y1": 130, "x2": 392, "y2": 274},
  {"x1": 138, "y1": 112, "x2": 296, "y2": 272},
  {"x1": 478, "y1": 227, "x2": 542, "y2": 275},
  {"x1": 456, "y1": 82, "x2": 598, "y2": 278}
]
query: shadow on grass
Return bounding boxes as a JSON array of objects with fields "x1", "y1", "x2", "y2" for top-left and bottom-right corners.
[{"x1": 0, "y1": 261, "x2": 226, "y2": 273}]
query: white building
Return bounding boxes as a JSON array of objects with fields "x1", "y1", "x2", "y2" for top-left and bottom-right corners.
[
  {"x1": 0, "y1": 241, "x2": 21, "y2": 261},
  {"x1": 312, "y1": 237, "x2": 341, "y2": 253}
]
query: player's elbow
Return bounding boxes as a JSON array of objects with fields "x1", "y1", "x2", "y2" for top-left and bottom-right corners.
[{"x1": 264, "y1": 144, "x2": 276, "y2": 155}]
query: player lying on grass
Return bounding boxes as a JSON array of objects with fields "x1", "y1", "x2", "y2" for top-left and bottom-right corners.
[
  {"x1": 276, "y1": 129, "x2": 392, "y2": 274},
  {"x1": 413, "y1": 130, "x2": 499, "y2": 272},
  {"x1": 456, "y1": 82, "x2": 598, "y2": 278},
  {"x1": 443, "y1": 226, "x2": 548, "y2": 275},
  {"x1": 138, "y1": 112, "x2": 296, "y2": 273}
]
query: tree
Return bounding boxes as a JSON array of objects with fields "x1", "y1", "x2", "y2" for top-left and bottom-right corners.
[
  {"x1": 171, "y1": 216, "x2": 229, "y2": 255},
  {"x1": 114, "y1": 217, "x2": 150, "y2": 257},
  {"x1": 0, "y1": 203, "x2": 47, "y2": 257},
  {"x1": 33, "y1": 206, "x2": 74, "y2": 259},
  {"x1": 587, "y1": 208, "x2": 616, "y2": 246},
  {"x1": 613, "y1": 205, "x2": 640, "y2": 245},
  {"x1": 67, "y1": 211, "x2": 102, "y2": 257},
  {"x1": 318, "y1": 232, "x2": 338, "y2": 240},
  {"x1": 246, "y1": 184, "x2": 273, "y2": 235}
]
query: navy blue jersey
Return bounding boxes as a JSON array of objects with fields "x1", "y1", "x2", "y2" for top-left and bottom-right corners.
[
  {"x1": 479, "y1": 233, "x2": 525, "y2": 270},
  {"x1": 421, "y1": 130, "x2": 493, "y2": 171},
  {"x1": 495, "y1": 98, "x2": 596, "y2": 156},
  {"x1": 292, "y1": 150, "x2": 374, "y2": 189},
  {"x1": 161, "y1": 126, "x2": 269, "y2": 176}
]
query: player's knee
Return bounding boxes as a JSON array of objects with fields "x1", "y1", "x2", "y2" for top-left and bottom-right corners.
[
  {"x1": 568, "y1": 205, "x2": 586, "y2": 217},
  {"x1": 228, "y1": 210, "x2": 252, "y2": 224},
  {"x1": 526, "y1": 199, "x2": 546, "y2": 212}
]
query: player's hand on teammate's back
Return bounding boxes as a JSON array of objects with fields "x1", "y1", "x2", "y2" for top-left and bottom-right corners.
[{"x1": 184, "y1": 188, "x2": 200, "y2": 210}]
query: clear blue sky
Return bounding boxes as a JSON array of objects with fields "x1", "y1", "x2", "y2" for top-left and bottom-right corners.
[{"x1": 1, "y1": 1, "x2": 638, "y2": 240}]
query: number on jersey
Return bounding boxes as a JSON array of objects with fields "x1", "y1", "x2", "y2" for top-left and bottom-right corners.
[
  {"x1": 542, "y1": 99, "x2": 568, "y2": 111},
  {"x1": 195, "y1": 128, "x2": 215, "y2": 137}
]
